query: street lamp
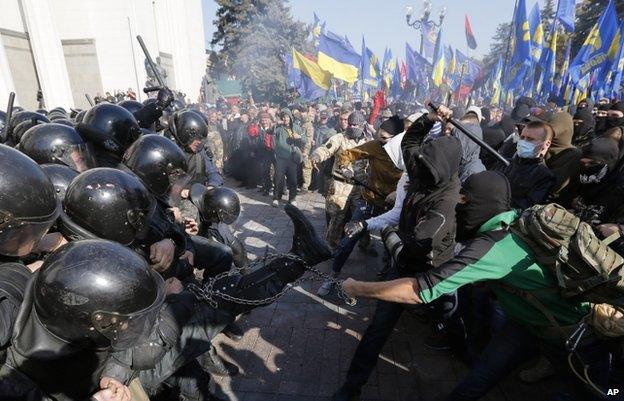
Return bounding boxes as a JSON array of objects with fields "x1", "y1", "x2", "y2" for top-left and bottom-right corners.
[{"x1": 405, "y1": 1, "x2": 447, "y2": 55}]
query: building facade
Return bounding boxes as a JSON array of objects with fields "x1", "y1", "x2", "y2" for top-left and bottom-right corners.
[{"x1": 0, "y1": 0, "x2": 206, "y2": 110}]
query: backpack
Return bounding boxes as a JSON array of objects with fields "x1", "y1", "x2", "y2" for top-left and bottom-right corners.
[{"x1": 511, "y1": 203, "x2": 624, "y2": 307}]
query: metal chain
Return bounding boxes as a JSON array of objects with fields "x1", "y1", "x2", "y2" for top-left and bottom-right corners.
[{"x1": 186, "y1": 252, "x2": 357, "y2": 307}]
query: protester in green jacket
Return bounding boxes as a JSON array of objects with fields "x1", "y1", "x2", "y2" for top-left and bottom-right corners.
[{"x1": 338, "y1": 171, "x2": 617, "y2": 401}]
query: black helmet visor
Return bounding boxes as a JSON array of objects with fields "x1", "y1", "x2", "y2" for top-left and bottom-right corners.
[
  {"x1": 0, "y1": 207, "x2": 59, "y2": 256},
  {"x1": 56, "y1": 143, "x2": 96, "y2": 172},
  {"x1": 91, "y1": 270, "x2": 165, "y2": 351}
]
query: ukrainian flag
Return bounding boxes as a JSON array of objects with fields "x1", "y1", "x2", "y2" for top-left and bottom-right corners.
[
  {"x1": 318, "y1": 32, "x2": 361, "y2": 83},
  {"x1": 292, "y1": 49, "x2": 332, "y2": 101},
  {"x1": 569, "y1": 0, "x2": 618, "y2": 84},
  {"x1": 431, "y1": 29, "x2": 445, "y2": 87}
]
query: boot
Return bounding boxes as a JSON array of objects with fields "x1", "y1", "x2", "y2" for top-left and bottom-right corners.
[
  {"x1": 222, "y1": 322, "x2": 244, "y2": 341},
  {"x1": 200, "y1": 345, "x2": 239, "y2": 377},
  {"x1": 284, "y1": 203, "x2": 332, "y2": 266}
]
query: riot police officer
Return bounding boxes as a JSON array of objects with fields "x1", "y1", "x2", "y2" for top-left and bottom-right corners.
[{"x1": 20, "y1": 123, "x2": 96, "y2": 172}]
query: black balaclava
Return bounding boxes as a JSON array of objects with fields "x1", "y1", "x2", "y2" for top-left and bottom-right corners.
[
  {"x1": 606, "y1": 101, "x2": 624, "y2": 131},
  {"x1": 579, "y1": 138, "x2": 620, "y2": 185},
  {"x1": 573, "y1": 107, "x2": 595, "y2": 146},
  {"x1": 595, "y1": 104, "x2": 612, "y2": 134},
  {"x1": 346, "y1": 111, "x2": 365, "y2": 140},
  {"x1": 455, "y1": 170, "x2": 511, "y2": 240}
]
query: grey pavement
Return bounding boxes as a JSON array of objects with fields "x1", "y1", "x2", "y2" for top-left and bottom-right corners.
[{"x1": 209, "y1": 181, "x2": 554, "y2": 401}]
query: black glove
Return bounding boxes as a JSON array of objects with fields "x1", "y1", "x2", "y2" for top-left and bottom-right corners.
[
  {"x1": 344, "y1": 221, "x2": 367, "y2": 238},
  {"x1": 156, "y1": 87, "x2": 174, "y2": 110}
]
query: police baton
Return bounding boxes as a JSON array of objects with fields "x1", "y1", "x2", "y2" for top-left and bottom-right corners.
[
  {"x1": 428, "y1": 102, "x2": 510, "y2": 167},
  {"x1": 332, "y1": 171, "x2": 385, "y2": 199},
  {"x1": 85, "y1": 93, "x2": 94, "y2": 107},
  {"x1": 136, "y1": 35, "x2": 166, "y2": 88},
  {"x1": 1, "y1": 92, "x2": 15, "y2": 142}
]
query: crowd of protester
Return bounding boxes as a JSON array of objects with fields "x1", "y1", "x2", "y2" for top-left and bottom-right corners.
[{"x1": 1, "y1": 83, "x2": 624, "y2": 401}]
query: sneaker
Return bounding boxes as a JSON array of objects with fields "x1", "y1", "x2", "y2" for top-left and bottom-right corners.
[
  {"x1": 316, "y1": 280, "x2": 334, "y2": 296},
  {"x1": 223, "y1": 322, "x2": 244, "y2": 342},
  {"x1": 423, "y1": 331, "x2": 451, "y2": 351},
  {"x1": 272, "y1": 200, "x2": 279, "y2": 207},
  {"x1": 519, "y1": 356, "x2": 555, "y2": 383}
]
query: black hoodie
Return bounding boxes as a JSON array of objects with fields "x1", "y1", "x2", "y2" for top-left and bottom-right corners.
[{"x1": 398, "y1": 115, "x2": 462, "y2": 270}]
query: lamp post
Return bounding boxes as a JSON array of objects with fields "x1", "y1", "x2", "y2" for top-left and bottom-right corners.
[{"x1": 405, "y1": 0, "x2": 447, "y2": 55}]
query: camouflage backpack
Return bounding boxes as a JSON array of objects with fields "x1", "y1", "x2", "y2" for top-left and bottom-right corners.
[{"x1": 511, "y1": 203, "x2": 624, "y2": 307}]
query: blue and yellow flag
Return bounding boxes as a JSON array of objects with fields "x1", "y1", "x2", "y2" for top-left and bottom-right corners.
[
  {"x1": 318, "y1": 32, "x2": 361, "y2": 83},
  {"x1": 569, "y1": 0, "x2": 618, "y2": 84},
  {"x1": 491, "y1": 57, "x2": 504, "y2": 105},
  {"x1": 421, "y1": 24, "x2": 438, "y2": 60},
  {"x1": 608, "y1": 22, "x2": 624, "y2": 98},
  {"x1": 360, "y1": 37, "x2": 379, "y2": 87},
  {"x1": 595, "y1": 20, "x2": 624, "y2": 96},
  {"x1": 555, "y1": 39, "x2": 572, "y2": 96},
  {"x1": 391, "y1": 61, "x2": 402, "y2": 99},
  {"x1": 292, "y1": 49, "x2": 332, "y2": 101},
  {"x1": 511, "y1": 0, "x2": 532, "y2": 65},
  {"x1": 381, "y1": 48, "x2": 396, "y2": 91},
  {"x1": 556, "y1": 0, "x2": 577, "y2": 33},
  {"x1": 431, "y1": 29, "x2": 445, "y2": 87},
  {"x1": 540, "y1": 26, "x2": 558, "y2": 97},
  {"x1": 528, "y1": 3, "x2": 544, "y2": 64}
]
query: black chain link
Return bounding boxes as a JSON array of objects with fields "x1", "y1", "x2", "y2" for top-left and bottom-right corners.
[{"x1": 186, "y1": 252, "x2": 356, "y2": 307}]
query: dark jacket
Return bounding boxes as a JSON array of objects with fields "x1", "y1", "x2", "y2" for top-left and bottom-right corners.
[
  {"x1": 501, "y1": 156, "x2": 556, "y2": 210},
  {"x1": 398, "y1": 115, "x2": 462, "y2": 270}
]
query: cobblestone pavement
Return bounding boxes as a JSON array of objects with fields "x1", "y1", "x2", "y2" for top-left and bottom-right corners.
[{"x1": 210, "y1": 181, "x2": 554, "y2": 401}]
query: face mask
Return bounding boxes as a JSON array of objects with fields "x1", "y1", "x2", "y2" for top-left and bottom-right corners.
[
  {"x1": 595, "y1": 116, "x2": 607, "y2": 133},
  {"x1": 347, "y1": 127, "x2": 364, "y2": 140},
  {"x1": 579, "y1": 164, "x2": 609, "y2": 184},
  {"x1": 606, "y1": 116, "x2": 624, "y2": 130},
  {"x1": 516, "y1": 139, "x2": 540, "y2": 158}
]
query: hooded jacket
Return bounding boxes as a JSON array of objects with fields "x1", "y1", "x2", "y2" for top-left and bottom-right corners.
[
  {"x1": 545, "y1": 112, "x2": 582, "y2": 200},
  {"x1": 398, "y1": 115, "x2": 461, "y2": 269},
  {"x1": 452, "y1": 123, "x2": 486, "y2": 183},
  {"x1": 273, "y1": 109, "x2": 305, "y2": 160}
]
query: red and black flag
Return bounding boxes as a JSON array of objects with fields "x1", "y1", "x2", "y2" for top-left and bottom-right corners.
[{"x1": 465, "y1": 14, "x2": 477, "y2": 50}]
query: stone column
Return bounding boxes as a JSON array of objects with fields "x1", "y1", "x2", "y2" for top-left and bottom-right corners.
[
  {"x1": 0, "y1": 35, "x2": 19, "y2": 108},
  {"x1": 20, "y1": 0, "x2": 74, "y2": 109}
]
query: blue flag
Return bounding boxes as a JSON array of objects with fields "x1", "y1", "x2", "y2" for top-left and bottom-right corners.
[
  {"x1": 421, "y1": 24, "x2": 438, "y2": 59},
  {"x1": 609, "y1": 23, "x2": 624, "y2": 98},
  {"x1": 284, "y1": 51, "x2": 301, "y2": 88},
  {"x1": 528, "y1": 3, "x2": 544, "y2": 64},
  {"x1": 556, "y1": 0, "x2": 577, "y2": 32},
  {"x1": 569, "y1": 0, "x2": 618, "y2": 84},
  {"x1": 391, "y1": 60, "x2": 402, "y2": 99},
  {"x1": 511, "y1": 0, "x2": 532, "y2": 66},
  {"x1": 540, "y1": 27, "x2": 558, "y2": 98},
  {"x1": 361, "y1": 37, "x2": 379, "y2": 87},
  {"x1": 405, "y1": 42, "x2": 431, "y2": 85}
]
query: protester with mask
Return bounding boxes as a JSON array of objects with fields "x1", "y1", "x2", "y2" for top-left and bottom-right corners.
[
  {"x1": 573, "y1": 106, "x2": 595, "y2": 147},
  {"x1": 332, "y1": 106, "x2": 462, "y2": 400},
  {"x1": 500, "y1": 120, "x2": 556, "y2": 209},
  {"x1": 545, "y1": 112, "x2": 582, "y2": 203},
  {"x1": 316, "y1": 115, "x2": 404, "y2": 296},
  {"x1": 453, "y1": 109, "x2": 486, "y2": 182},
  {"x1": 311, "y1": 111, "x2": 368, "y2": 247},
  {"x1": 572, "y1": 138, "x2": 624, "y2": 226},
  {"x1": 340, "y1": 170, "x2": 619, "y2": 401},
  {"x1": 272, "y1": 108, "x2": 305, "y2": 207}
]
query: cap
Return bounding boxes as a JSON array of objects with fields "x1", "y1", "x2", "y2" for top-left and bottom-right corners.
[{"x1": 465, "y1": 106, "x2": 483, "y2": 122}]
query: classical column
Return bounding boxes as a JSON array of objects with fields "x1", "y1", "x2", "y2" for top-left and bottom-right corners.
[
  {"x1": 20, "y1": 0, "x2": 74, "y2": 109},
  {"x1": 0, "y1": 34, "x2": 18, "y2": 108}
]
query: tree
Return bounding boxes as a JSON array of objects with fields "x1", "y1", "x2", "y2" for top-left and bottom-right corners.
[
  {"x1": 481, "y1": 22, "x2": 512, "y2": 73},
  {"x1": 540, "y1": 0, "x2": 556, "y2": 28},
  {"x1": 210, "y1": 0, "x2": 311, "y2": 102}
]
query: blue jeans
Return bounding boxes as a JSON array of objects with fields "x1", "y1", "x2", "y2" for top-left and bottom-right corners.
[
  {"x1": 446, "y1": 321, "x2": 621, "y2": 401},
  {"x1": 331, "y1": 199, "x2": 380, "y2": 274}
]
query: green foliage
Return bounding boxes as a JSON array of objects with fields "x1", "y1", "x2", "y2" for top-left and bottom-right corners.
[
  {"x1": 210, "y1": 0, "x2": 311, "y2": 102},
  {"x1": 481, "y1": 22, "x2": 512, "y2": 72},
  {"x1": 571, "y1": 0, "x2": 624, "y2": 57}
]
